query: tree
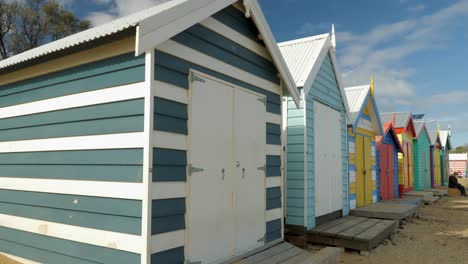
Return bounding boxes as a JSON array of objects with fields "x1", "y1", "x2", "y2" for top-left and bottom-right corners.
[
  {"x1": 454, "y1": 144, "x2": 468, "y2": 153},
  {"x1": 0, "y1": 0, "x2": 90, "y2": 60}
]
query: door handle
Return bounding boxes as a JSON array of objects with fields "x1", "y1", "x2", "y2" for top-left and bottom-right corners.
[
  {"x1": 221, "y1": 168, "x2": 225, "y2": 180},
  {"x1": 242, "y1": 168, "x2": 245, "y2": 179}
]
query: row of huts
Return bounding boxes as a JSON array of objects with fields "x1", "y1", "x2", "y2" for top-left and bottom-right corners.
[{"x1": 0, "y1": 0, "x2": 454, "y2": 263}]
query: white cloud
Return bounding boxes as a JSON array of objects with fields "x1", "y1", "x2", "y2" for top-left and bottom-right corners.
[
  {"x1": 87, "y1": 0, "x2": 171, "y2": 26},
  {"x1": 337, "y1": 0, "x2": 468, "y2": 113},
  {"x1": 407, "y1": 4, "x2": 425, "y2": 12}
]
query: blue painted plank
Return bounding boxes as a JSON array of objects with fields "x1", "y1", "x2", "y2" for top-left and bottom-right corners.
[
  {"x1": 212, "y1": 6, "x2": 263, "y2": 43},
  {"x1": 267, "y1": 123, "x2": 281, "y2": 145},
  {"x1": 0, "y1": 115, "x2": 144, "y2": 142},
  {"x1": 154, "y1": 97, "x2": 188, "y2": 135},
  {"x1": 0, "y1": 202, "x2": 141, "y2": 235},
  {"x1": 266, "y1": 155, "x2": 281, "y2": 177},
  {"x1": 153, "y1": 148, "x2": 187, "y2": 182},
  {"x1": 152, "y1": 198, "x2": 185, "y2": 218},
  {"x1": 0, "y1": 190, "x2": 141, "y2": 217},
  {"x1": 267, "y1": 187, "x2": 282, "y2": 210},
  {"x1": 0, "y1": 164, "x2": 143, "y2": 182},
  {"x1": 151, "y1": 198, "x2": 185, "y2": 235},
  {"x1": 0, "y1": 149, "x2": 143, "y2": 165},
  {"x1": 0, "y1": 227, "x2": 139, "y2": 264},
  {"x1": 152, "y1": 214, "x2": 185, "y2": 235},
  {"x1": 266, "y1": 219, "x2": 281, "y2": 242},
  {"x1": 0, "y1": 99, "x2": 143, "y2": 131},
  {"x1": 151, "y1": 247, "x2": 184, "y2": 264},
  {"x1": 172, "y1": 24, "x2": 278, "y2": 83},
  {"x1": 0, "y1": 53, "x2": 145, "y2": 108}
]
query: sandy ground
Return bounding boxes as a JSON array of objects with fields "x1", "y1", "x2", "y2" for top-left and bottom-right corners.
[
  {"x1": 339, "y1": 197, "x2": 468, "y2": 264},
  {"x1": 0, "y1": 255, "x2": 20, "y2": 264}
]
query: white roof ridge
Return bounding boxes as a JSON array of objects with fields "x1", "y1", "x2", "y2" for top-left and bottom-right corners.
[
  {"x1": 344, "y1": 84, "x2": 369, "y2": 91},
  {"x1": 278, "y1": 33, "x2": 330, "y2": 47}
]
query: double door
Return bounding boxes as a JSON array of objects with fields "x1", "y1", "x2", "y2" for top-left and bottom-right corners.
[
  {"x1": 356, "y1": 135, "x2": 372, "y2": 207},
  {"x1": 187, "y1": 74, "x2": 266, "y2": 264},
  {"x1": 379, "y1": 144, "x2": 395, "y2": 200}
]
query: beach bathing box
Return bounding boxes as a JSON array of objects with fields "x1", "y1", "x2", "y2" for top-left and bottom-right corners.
[
  {"x1": 345, "y1": 80, "x2": 383, "y2": 209},
  {"x1": 429, "y1": 129, "x2": 442, "y2": 188},
  {"x1": 279, "y1": 27, "x2": 351, "y2": 230},
  {"x1": 0, "y1": 1, "x2": 301, "y2": 263},
  {"x1": 413, "y1": 121, "x2": 432, "y2": 191},
  {"x1": 439, "y1": 130, "x2": 452, "y2": 185},
  {"x1": 380, "y1": 112, "x2": 416, "y2": 194},
  {"x1": 376, "y1": 118, "x2": 403, "y2": 200}
]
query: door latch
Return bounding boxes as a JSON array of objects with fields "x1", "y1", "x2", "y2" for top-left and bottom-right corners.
[
  {"x1": 188, "y1": 164, "x2": 204, "y2": 176},
  {"x1": 257, "y1": 165, "x2": 266, "y2": 171}
]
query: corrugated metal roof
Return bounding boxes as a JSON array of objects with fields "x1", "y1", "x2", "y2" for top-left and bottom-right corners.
[
  {"x1": 394, "y1": 112, "x2": 411, "y2": 128},
  {"x1": 278, "y1": 34, "x2": 329, "y2": 87},
  {"x1": 450, "y1": 153, "x2": 468, "y2": 161},
  {"x1": 344, "y1": 85, "x2": 369, "y2": 125},
  {"x1": 380, "y1": 113, "x2": 394, "y2": 125},
  {"x1": 413, "y1": 121, "x2": 426, "y2": 138},
  {"x1": 440, "y1": 130, "x2": 449, "y2": 147},
  {"x1": 0, "y1": 0, "x2": 186, "y2": 70},
  {"x1": 428, "y1": 130, "x2": 439, "y2": 145}
]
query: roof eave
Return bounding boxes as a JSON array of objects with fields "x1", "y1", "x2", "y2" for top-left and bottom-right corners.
[{"x1": 246, "y1": 0, "x2": 300, "y2": 106}]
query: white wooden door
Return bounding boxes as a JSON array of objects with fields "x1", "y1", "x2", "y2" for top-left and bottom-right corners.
[
  {"x1": 314, "y1": 101, "x2": 343, "y2": 217},
  {"x1": 233, "y1": 89, "x2": 266, "y2": 254},
  {"x1": 187, "y1": 75, "x2": 235, "y2": 264}
]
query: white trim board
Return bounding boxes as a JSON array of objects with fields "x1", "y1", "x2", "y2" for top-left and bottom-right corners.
[
  {"x1": 0, "y1": 178, "x2": 144, "y2": 200},
  {"x1": 153, "y1": 131, "x2": 188, "y2": 151},
  {"x1": 266, "y1": 176, "x2": 281, "y2": 188},
  {"x1": 154, "y1": 81, "x2": 188, "y2": 104},
  {"x1": 266, "y1": 145, "x2": 281, "y2": 156},
  {"x1": 152, "y1": 182, "x2": 186, "y2": 199},
  {"x1": 0, "y1": 133, "x2": 144, "y2": 153},
  {"x1": 150, "y1": 230, "x2": 185, "y2": 254},
  {"x1": 266, "y1": 208, "x2": 282, "y2": 222},
  {"x1": 0, "y1": 214, "x2": 143, "y2": 254},
  {"x1": 0, "y1": 82, "x2": 145, "y2": 119}
]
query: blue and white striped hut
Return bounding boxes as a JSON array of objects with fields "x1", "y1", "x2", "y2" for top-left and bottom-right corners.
[{"x1": 0, "y1": 1, "x2": 300, "y2": 263}]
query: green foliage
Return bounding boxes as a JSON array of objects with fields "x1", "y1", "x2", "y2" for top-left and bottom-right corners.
[
  {"x1": 454, "y1": 144, "x2": 468, "y2": 153},
  {"x1": 0, "y1": 0, "x2": 90, "y2": 60}
]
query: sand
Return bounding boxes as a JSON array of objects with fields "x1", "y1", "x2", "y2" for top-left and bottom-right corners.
[
  {"x1": 0, "y1": 255, "x2": 20, "y2": 264},
  {"x1": 339, "y1": 197, "x2": 468, "y2": 264}
]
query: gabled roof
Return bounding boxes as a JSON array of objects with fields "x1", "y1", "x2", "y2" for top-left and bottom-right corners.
[
  {"x1": 380, "y1": 112, "x2": 416, "y2": 137},
  {"x1": 344, "y1": 84, "x2": 383, "y2": 135},
  {"x1": 428, "y1": 130, "x2": 442, "y2": 148},
  {"x1": 440, "y1": 130, "x2": 452, "y2": 150},
  {"x1": 376, "y1": 121, "x2": 403, "y2": 153},
  {"x1": 413, "y1": 121, "x2": 430, "y2": 140},
  {"x1": 278, "y1": 29, "x2": 350, "y2": 118},
  {"x1": 0, "y1": 0, "x2": 301, "y2": 106}
]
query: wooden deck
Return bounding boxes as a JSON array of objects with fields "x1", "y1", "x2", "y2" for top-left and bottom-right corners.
[
  {"x1": 350, "y1": 202, "x2": 418, "y2": 220},
  {"x1": 308, "y1": 216, "x2": 397, "y2": 252},
  {"x1": 233, "y1": 243, "x2": 316, "y2": 264}
]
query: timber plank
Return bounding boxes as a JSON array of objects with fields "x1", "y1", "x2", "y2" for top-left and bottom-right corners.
[
  {"x1": 256, "y1": 247, "x2": 304, "y2": 264},
  {"x1": 320, "y1": 217, "x2": 368, "y2": 236},
  {"x1": 235, "y1": 243, "x2": 293, "y2": 264},
  {"x1": 354, "y1": 220, "x2": 396, "y2": 249},
  {"x1": 280, "y1": 252, "x2": 310, "y2": 264},
  {"x1": 310, "y1": 216, "x2": 357, "y2": 234},
  {"x1": 337, "y1": 218, "x2": 380, "y2": 239}
]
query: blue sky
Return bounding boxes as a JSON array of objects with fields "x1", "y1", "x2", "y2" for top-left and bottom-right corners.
[{"x1": 62, "y1": 0, "x2": 468, "y2": 147}]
